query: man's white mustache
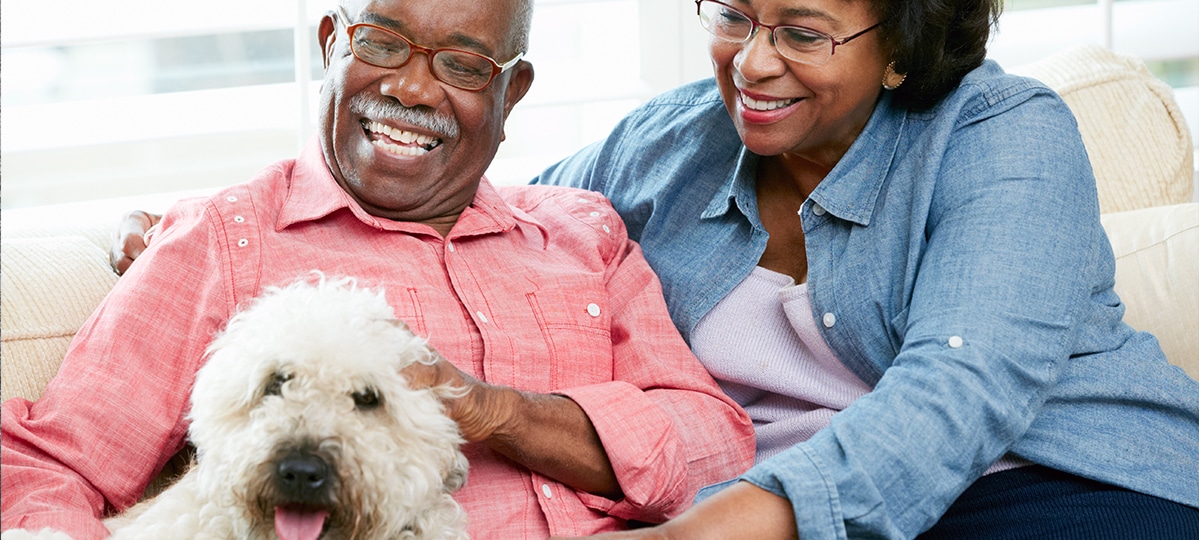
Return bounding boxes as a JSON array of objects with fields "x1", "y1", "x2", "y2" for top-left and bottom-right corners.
[{"x1": 349, "y1": 94, "x2": 460, "y2": 140}]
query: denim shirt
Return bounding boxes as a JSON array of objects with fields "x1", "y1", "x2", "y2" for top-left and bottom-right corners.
[{"x1": 532, "y1": 61, "x2": 1199, "y2": 539}]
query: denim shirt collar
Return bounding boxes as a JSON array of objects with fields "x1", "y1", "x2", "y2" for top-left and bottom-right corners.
[
  {"x1": 701, "y1": 145, "x2": 762, "y2": 228},
  {"x1": 701, "y1": 93, "x2": 907, "y2": 228}
]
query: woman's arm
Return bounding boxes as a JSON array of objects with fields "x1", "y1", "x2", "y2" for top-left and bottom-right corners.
[{"x1": 110, "y1": 210, "x2": 162, "y2": 275}]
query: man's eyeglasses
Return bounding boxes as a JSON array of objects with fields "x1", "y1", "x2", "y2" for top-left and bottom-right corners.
[
  {"x1": 335, "y1": 6, "x2": 524, "y2": 91},
  {"x1": 695, "y1": 0, "x2": 879, "y2": 66}
]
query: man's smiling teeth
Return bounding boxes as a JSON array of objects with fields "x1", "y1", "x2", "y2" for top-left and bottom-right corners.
[
  {"x1": 366, "y1": 120, "x2": 441, "y2": 156},
  {"x1": 742, "y1": 94, "x2": 799, "y2": 111}
]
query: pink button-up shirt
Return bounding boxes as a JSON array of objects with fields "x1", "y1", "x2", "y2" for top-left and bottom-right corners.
[{"x1": 1, "y1": 141, "x2": 754, "y2": 539}]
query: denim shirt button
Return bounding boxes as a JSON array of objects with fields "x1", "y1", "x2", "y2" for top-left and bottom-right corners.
[
  {"x1": 812, "y1": 203, "x2": 827, "y2": 216},
  {"x1": 822, "y1": 312, "x2": 836, "y2": 328},
  {"x1": 948, "y1": 335, "x2": 964, "y2": 348}
]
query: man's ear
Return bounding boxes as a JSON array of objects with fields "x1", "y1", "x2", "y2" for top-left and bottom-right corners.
[
  {"x1": 500, "y1": 60, "x2": 535, "y2": 122},
  {"x1": 318, "y1": 12, "x2": 339, "y2": 70}
]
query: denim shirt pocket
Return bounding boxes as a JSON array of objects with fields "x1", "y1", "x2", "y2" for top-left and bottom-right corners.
[{"x1": 525, "y1": 276, "x2": 614, "y2": 390}]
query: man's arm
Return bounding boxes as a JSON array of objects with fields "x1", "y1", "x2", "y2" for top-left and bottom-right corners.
[
  {"x1": 3, "y1": 200, "x2": 227, "y2": 539},
  {"x1": 550, "y1": 481, "x2": 798, "y2": 540},
  {"x1": 402, "y1": 357, "x2": 623, "y2": 499},
  {"x1": 553, "y1": 235, "x2": 755, "y2": 522}
]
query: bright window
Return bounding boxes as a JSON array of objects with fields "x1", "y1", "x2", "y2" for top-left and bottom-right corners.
[{"x1": 2, "y1": 0, "x2": 1195, "y2": 211}]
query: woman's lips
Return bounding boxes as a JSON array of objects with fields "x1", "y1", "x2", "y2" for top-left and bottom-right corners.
[{"x1": 737, "y1": 90, "x2": 803, "y2": 122}]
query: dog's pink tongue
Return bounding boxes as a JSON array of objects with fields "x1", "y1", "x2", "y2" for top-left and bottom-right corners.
[{"x1": 275, "y1": 506, "x2": 328, "y2": 540}]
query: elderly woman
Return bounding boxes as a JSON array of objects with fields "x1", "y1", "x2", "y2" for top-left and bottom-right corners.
[{"x1": 534, "y1": 0, "x2": 1199, "y2": 538}]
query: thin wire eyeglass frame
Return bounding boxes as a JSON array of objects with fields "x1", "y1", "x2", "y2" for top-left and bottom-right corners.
[{"x1": 695, "y1": 0, "x2": 880, "y2": 66}]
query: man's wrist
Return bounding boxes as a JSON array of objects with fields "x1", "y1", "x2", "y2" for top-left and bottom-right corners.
[{"x1": 450, "y1": 381, "x2": 522, "y2": 443}]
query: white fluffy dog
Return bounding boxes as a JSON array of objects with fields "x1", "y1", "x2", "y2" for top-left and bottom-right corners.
[{"x1": 4, "y1": 276, "x2": 469, "y2": 540}]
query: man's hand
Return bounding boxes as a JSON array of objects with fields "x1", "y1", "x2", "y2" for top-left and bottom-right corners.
[
  {"x1": 549, "y1": 481, "x2": 798, "y2": 540},
  {"x1": 400, "y1": 354, "x2": 518, "y2": 443},
  {"x1": 110, "y1": 211, "x2": 162, "y2": 275},
  {"x1": 401, "y1": 354, "x2": 622, "y2": 499}
]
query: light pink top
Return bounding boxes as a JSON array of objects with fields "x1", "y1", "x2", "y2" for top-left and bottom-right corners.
[{"x1": 693, "y1": 266, "x2": 1029, "y2": 473}]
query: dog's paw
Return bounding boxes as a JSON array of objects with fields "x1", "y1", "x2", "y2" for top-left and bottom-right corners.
[{"x1": 0, "y1": 529, "x2": 75, "y2": 540}]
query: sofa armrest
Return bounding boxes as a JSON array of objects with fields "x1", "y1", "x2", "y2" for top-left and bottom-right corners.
[
  {"x1": 0, "y1": 236, "x2": 118, "y2": 402},
  {"x1": 1101, "y1": 203, "x2": 1199, "y2": 380}
]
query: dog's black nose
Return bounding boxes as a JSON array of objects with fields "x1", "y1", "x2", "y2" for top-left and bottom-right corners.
[{"x1": 275, "y1": 452, "x2": 329, "y2": 499}]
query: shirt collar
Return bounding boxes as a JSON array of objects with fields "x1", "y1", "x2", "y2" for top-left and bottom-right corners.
[
  {"x1": 701, "y1": 145, "x2": 763, "y2": 229},
  {"x1": 699, "y1": 93, "x2": 906, "y2": 228},
  {"x1": 810, "y1": 93, "x2": 906, "y2": 226},
  {"x1": 278, "y1": 137, "x2": 517, "y2": 237}
]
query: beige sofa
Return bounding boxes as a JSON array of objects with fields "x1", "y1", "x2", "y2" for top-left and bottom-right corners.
[{"x1": 3, "y1": 46, "x2": 1197, "y2": 409}]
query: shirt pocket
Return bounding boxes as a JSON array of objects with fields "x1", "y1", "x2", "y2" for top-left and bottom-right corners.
[
  {"x1": 525, "y1": 276, "x2": 613, "y2": 390},
  {"x1": 387, "y1": 286, "x2": 428, "y2": 338}
]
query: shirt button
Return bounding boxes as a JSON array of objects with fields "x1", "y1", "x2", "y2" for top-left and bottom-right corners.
[
  {"x1": 587, "y1": 303, "x2": 601, "y2": 317},
  {"x1": 812, "y1": 203, "x2": 827, "y2": 216},
  {"x1": 948, "y1": 336, "x2": 964, "y2": 348},
  {"x1": 589, "y1": 211, "x2": 600, "y2": 217},
  {"x1": 237, "y1": 238, "x2": 249, "y2": 247},
  {"x1": 233, "y1": 215, "x2": 245, "y2": 223},
  {"x1": 226, "y1": 195, "x2": 238, "y2": 202},
  {"x1": 447, "y1": 241, "x2": 455, "y2": 253},
  {"x1": 822, "y1": 312, "x2": 836, "y2": 328},
  {"x1": 541, "y1": 484, "x2": 553, "y2": 498},
  {"x1": 602, "y1": 224, "x2": 611, "y2": 233},
  {"x1": 476, "y1": 311, "x2": 488, "y2": 324}
]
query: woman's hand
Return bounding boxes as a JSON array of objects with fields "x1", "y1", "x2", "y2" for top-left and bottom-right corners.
[
  {"x1": 110, "y1": 210, "x2": 162, "y2": 275},
  {"x1": 551, "y1": 481, "x2": 798, "y2": 540}
]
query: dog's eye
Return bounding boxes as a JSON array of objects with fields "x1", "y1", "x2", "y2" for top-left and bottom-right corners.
[
  {"x1": 352, "y1": 388, "x2": 380, "y2": 410},
  {"x1": 264, "y1": 372, "x2": 291, "y2": 397}
]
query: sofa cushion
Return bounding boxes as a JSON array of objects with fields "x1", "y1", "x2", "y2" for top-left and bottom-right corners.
[
  {"x1": 0, "y1": 236, "x2": 118, "y2": 402},
  {"x1": 1100, "y1": 203, "x2": 1199, "y2": 380},
  {"x1": 1011, "y1": 46, "x2": 1195, "y2": 214}
]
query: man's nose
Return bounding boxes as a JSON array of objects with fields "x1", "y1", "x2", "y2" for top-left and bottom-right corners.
[{"x1": 380, "y1": 50, "x2": 443, "y2": 108}]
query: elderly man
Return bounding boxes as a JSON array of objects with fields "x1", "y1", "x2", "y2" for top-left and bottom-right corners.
[{"x1": 0, "y1": 0, "x2": 754, "y2": 538}]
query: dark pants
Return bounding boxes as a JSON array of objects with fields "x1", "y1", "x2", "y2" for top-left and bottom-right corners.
[{"x1": 919, "y1": 465, "x2": 1199, "y2": 540}]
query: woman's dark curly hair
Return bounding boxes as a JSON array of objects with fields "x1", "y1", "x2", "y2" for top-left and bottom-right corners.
[{"x1": 870, "y1": 0, "x2": 1004, "y2": 110}]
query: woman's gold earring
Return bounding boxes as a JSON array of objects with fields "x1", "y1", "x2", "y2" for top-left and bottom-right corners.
[{"x1": 882, "y1": 61, "x2": 907, "y2": 90}]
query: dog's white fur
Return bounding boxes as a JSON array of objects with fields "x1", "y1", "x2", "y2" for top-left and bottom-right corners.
[{"x1": 3, "y1": 275, "x2": 469, "y2": 540}]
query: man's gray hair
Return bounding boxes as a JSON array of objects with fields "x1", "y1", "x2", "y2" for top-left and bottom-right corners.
[{"x1": 509, "y1": 0, "x2": 534, "y2": 56}]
